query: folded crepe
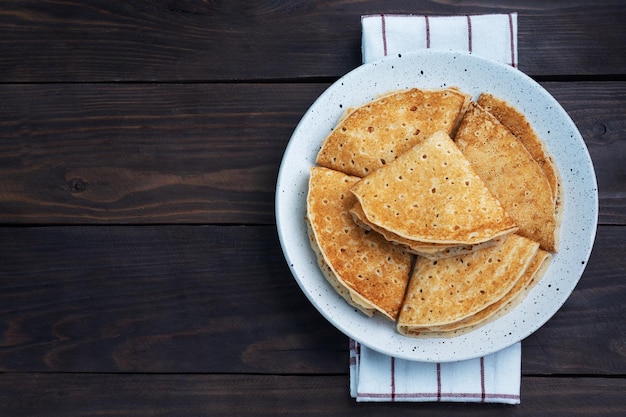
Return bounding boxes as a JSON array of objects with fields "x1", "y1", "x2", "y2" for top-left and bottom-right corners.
[
  {"x1": 413, "y1": 248, "x2": 551, "y2": 337},
  {"x1": 350, "y1": 130, "x2": 518, "y2": 246},
  {"x1": 306, "y1": 166, "x2": 414, "y2": 321},
  {"x1": 397, "y1": 234, "x2": 540, "y2": 336},
  {"x1": 477, "y1": 93, "x2": 562, "y2": 207},
  {"x1": 455, "y1": 102, "x2": 559, "y2": 252},
  {"x1": 316, "y1": 88, "x2": 471, "y2": 177},
  {"x1": 349, "y1": 200, "x2": 501, "y2": 259}
]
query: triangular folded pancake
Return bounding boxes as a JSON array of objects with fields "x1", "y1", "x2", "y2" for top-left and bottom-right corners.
[
  {"x1": 350, "y1": 130, "x2": 518, "y2": 245},
  {"x1": 349, "y1": 200, "x2": 500, "y2": 259},
  {"x1": 306, "y1": 166, "x2": 414, "y2": 321},
  {"x1": 477, "y1": 93, "x2": 562, "y2": 206},
  {"x1": 316, "y1": 88, "x2": 471, "y2": 177},
  {"x1": 455, "y1": 102, "x2": 559, "y2": 252},
  {"x1": 418, "y1": 248, "x2": 551, "y2": 336},
  {"x1": 397, "y1": 234, "x2": 540, "y2": 336}
]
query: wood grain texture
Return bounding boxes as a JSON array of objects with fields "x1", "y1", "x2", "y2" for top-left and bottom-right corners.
[
  {"x1": 0, "y1": 1, "x2": 625, "y2": 82},
  {"x1": 1, "y1": 373, "x2": 624, "y2": 416},
  {"x1": 0, "y1": 82, "x2": 623, "y2": 224},
  {"x1": 1, "y1": 2, "x2": 624, "y2": 414},
  {"x1": 0, "y1": 225, "x2": 346, "y2": 373},
  {"x1": 0, "y1": 83, "x2": 327, "y2": 224},
  {"x1": 1, "y1": 225, "x2": 623, "y2": 375}
]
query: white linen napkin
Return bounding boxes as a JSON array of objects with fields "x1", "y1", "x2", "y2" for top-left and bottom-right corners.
[
  {"x1": 362, "y1": 13, "x2": 517, "y2": 67},
  {"x1": 350, "y1": 340, "x2": 521, "y2": 404},
  {"x1": 350, "y1": 13, "x2": 521, "y2": 404}
]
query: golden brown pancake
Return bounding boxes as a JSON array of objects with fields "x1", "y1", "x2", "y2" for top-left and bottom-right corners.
[
  {"x1": 397, "y1": 234, "x2": 540, "y2": 336},
  {"x1": 455, "y1": 102, "x2": 559, "y2": 252},
  {"x1": 306, "y1": 88, "x2": 561, "y2": 339},
  {"x1": 306, "y1": 166, "x2": 414, "y2": 321},
  {"x1": 316, "y1": 88, "x2": 471, "y2": 177},
  {"x1": 420, "y1": 248, "x2": 551, "y2": 335},
  {"x1": 350, "y1": 130, "x2": 518, "y2": 245},
  {"x1": 306, "y1": 220, "x2": 375, "y2": 317},
  {"x1": 349, "y1": 200, "x2": 500, "y2": 259},
  {"x1": 477, "y1": 93, "x2": 561, "y2": 206}
]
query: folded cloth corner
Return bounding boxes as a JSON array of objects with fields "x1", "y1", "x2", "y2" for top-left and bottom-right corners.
[{"x1": 350, "y1": 12, "x2": 522, "y2": 404}]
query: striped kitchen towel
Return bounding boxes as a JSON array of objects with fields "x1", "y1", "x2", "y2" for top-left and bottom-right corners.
[
  {"x1": 350, "y1": 340, "x2": 521, "y2": 404},
  {"x1": 350, "y1": 13, "x2": 521, "y2": 404},
  {"x1": 361, "y1": 13, "x2": 517, "y2": 67}
]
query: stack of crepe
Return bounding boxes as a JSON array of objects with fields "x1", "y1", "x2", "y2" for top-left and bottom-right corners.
[
  {"x1": 316, "y1": 87, "x2": 471, "y2": 177},
  {"x1": 306, "y1": 166, "x2": 413, "y2": 321},
  {"x1": 306, "y1": 87, "x2": 561, "y2": 337}
]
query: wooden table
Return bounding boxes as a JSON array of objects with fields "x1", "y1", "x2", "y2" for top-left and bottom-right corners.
[{"x1": 1, "y1": 1, "x2": 624, "y2": 415}]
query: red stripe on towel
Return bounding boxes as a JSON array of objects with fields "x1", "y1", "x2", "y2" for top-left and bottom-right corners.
[
  {"x1": 349, "y1": 340, "x2": 360, "y2": 365},
  {"x1": 425, "y1": 15, "x2": 431, "y2": 48},
  {"x1": 480, "y1": 356, "x2": 486, "y2": 402},
  {"x1": 508, "y1": 13, "x2": 516, "y2": 67},
  {"x1": 380, "y1": 14, "x2": 388, "y2": 56},
  {"x1": 436, "y1": 363, "x2": 442, "y2": 401},
  {"x1": 466, "y1": 15, "x2": 473, "y2": 52},
  {"x1": 357, "y1": 392, "x2": 521, "y2": 401},
  {"x1": 390, "y1": 356, "x2": 396, "y2": 401}
]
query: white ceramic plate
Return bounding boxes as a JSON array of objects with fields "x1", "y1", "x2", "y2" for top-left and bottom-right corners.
[{"x1": 275, "y1": 50, "x2": 598, "y2": 362}]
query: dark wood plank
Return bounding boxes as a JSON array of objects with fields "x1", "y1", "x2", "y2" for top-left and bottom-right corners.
[
  {"x1": 0, "y1": 224, "x2": 346, "y2": 374},
  {"x1": 1, "y1": 225, "x2": 623, "y2": 375},
  {"x1": 0, "y1": 83, "x2": 327, "y2": 224},
  {"x1": 0, "y1": 82, "x2": 623, "y2": 224},
  {"x1": 0, "y1": 1, "x2": 625, "y2": 82},
  {"x1": 1, "y1": 373, "x2": 624, "y2": 417}
]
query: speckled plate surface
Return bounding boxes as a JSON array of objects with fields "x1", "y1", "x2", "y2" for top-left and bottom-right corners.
[{"x1": 275, "y1": 50, "x2": 597, "y2": 362}]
